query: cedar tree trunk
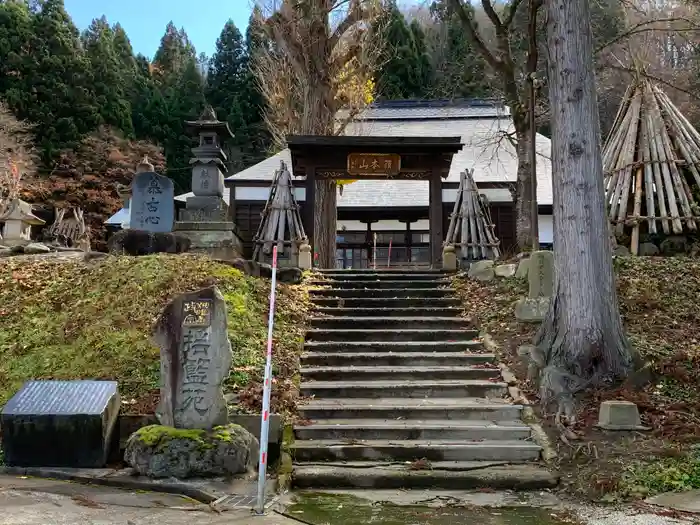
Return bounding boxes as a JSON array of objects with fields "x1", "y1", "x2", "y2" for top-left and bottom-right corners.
[{"x1": 535, "y1": 0, "x2": 633, "y2": 418}]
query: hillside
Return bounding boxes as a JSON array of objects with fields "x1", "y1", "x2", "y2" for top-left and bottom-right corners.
[
  {"x1": 20, "y1": 127, "x2": 166, "y2": 251},
  {"x1": 0, "y1": 254, "x2": 310, "y2": 416}
]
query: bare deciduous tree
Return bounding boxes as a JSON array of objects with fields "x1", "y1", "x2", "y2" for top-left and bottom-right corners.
[
  {"x1": 534, "y1": 0, "x2": 633, "y2": 429},
  {"x1": 447, "y1": 0, "x2": 542, "y2": 250},
  {"x1": 252, "y1": 0, "x2": 381, "y2": 268},
  {"x1": 0, "y1": 101, "x2": 36, "y2": 215}
]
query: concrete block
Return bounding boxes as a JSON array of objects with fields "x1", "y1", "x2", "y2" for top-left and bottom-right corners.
[{"x1": 597, "y1": 400, "x2": 649, "y2": 430}]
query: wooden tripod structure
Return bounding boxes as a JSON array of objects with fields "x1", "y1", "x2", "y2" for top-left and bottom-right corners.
[
  {"x1": 445, "y1": 169, "x2": 501, "y2": 260},
  {"x1": 253, "y1": 160, "x2": 307, "y2": 262},
  {"x1": 602, "y1": 79, "x2": 700, "y2": 254}
]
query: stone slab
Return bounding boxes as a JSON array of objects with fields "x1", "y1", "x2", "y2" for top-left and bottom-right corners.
[
  {"x1": 528, "y1": 250, "x2": 554, "y2": 298},
  {"x1": 514, "y1": 297, "x2": 550, "y2": 323},
  {"x1": 1, "y1": 380, "x2": 120, "y2": 468},
  {"x1": 291, "y1": 463, "x2": 559, "y2": 490},
  {"x1": 646, "y1": 489, "x2": 700, "y2": 513},
  {"x1": 130, "y1": 171, "x2": 175, "y2": 233}
]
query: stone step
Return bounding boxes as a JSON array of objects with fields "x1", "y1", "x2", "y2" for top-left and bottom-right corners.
[
  {"x1": 316, "y1": 269, "x2": 448, "y2": 275},
  {"x1": 309, "y1": 288, "x2": 454, "y2": 299},
  {"x1": 291, "y1": 463, "x2": 558, "y2": 490},
  {"x1": 312, "y1": 297, "x2": 462, "y2": 308},
  {"x1": 303, "y1": 341, "x2": 485, "y2": 354},
  {"x1": 300, "y1": 379, "x2": 507, "y2": 399},
  {"x1": 301, "y1": 351, "x2": 495, "y2": 367},
  {"x1": 300, "y1": 365, "x2": 501, "y2": 382},
  {"x1": 310, "y1": 317, "x2": 472, "y2": 331},
  {"x1": 306, "y1": 329, "x2": 479, "y2": 343},
  {"x1": 291, "y1": 439, "x2": 541, "y2": 463},
  {"x1": 319, "y1": 273, "x2": 449, "y2": 281},
  {"x1": 314, "y1": 307, "x2": 463, "y2": 317},
  {"x1": 294, "y1": 419, "x2": 531, "y2": 441},
  {"x1": 310, "y1": 280, "x2": 452, "y2": 290},
  {"x1": 298, "y1": 398, "x2": 522, "y2": 421}
]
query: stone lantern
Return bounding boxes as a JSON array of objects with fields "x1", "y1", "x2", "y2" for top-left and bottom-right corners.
[
  {"x1": 0, "y1": 199, "x2": 45, "y2": 247},
  {"x1": 173, "y1": 105, "x2": 243, "y2": 260}
]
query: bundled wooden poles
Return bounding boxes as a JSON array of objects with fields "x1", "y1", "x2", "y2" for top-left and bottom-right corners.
[
  {"x1": 603, "y1": 79, "x2": 700, "y2": 254},
  {"x1": 445, "y1": 169, "x2": 501, "y2": 260},
  {"x1": 253, "y1": 160, "x2": 307, "y2": 262}
]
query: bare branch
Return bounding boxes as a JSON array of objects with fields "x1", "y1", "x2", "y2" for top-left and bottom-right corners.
[
  {"x1": 0, "y1": 100, "x2": 36, "y2": 212},
  {"x1": 595, "y1": 16, "x2": 700, "y2": 54},
  {"x1": 606, "y1": 64, "x2": 700, "y2": 103},
  {"x1": 447, "y1": 0, "x2": 502, "y2": 70}
]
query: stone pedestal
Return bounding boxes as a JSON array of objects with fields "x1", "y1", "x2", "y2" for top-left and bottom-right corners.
[{"x1": 174, "y1": 221, "x2": 243, "y2": 261}]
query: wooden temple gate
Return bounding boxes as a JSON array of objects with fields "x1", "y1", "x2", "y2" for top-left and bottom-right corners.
[{"x1": 286, "y1": 135, "x2": 464, "y2": 269}]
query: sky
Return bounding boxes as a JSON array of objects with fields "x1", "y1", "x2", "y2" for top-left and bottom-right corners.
[{"x1": 64, "y1": 0, "x2": 253, "y2": 59}]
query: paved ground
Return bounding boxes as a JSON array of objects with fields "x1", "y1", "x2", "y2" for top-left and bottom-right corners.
[
  {"x1": 0, "y1": 476, "x2": 294, "y2": 525},
  {"x1": 0, "y1": 475, "x2": 697, "y2": 525}
]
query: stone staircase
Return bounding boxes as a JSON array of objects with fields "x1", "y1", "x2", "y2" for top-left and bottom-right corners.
[{"x1": 292, "y1": 268, "x2": 557, "y2": 490}]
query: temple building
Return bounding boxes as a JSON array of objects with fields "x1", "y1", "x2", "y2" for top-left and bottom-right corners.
[{"x1": 109, "y1": 99, "x2": 554, "y2": 268}]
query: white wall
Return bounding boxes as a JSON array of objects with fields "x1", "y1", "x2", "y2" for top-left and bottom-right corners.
[
  {"x1": 538, "y1": 214, "x2": 553, "y2": 244},
  {"x1": 235, "y1": 185, "x2": 513, "y2": 204}
]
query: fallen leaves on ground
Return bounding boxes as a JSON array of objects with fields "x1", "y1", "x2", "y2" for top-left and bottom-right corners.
[
  {"x1": 453, "y1": 256, "x2": 700, "y2": 500},
  {"x1": 0, "y1": 254, "x2": 311, "y2": 418}
]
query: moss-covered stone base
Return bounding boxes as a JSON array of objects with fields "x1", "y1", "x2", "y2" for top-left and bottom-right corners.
[{"x1": 124, "y1": 423, "x2": 259, "y2": 479}]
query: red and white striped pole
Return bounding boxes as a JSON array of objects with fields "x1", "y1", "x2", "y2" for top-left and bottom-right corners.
[{"x1": 256, "y1": 245, "x2": 278, "y2": 514}]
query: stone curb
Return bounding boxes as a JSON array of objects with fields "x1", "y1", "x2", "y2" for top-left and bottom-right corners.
[
  {"x1": 483, "y1": 333, "x2": 558, "y2": 466},
  {"x1": 0, "y1": 466, "x2": 218, "y2": 504}
]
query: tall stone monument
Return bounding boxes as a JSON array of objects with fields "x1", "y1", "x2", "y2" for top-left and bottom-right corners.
[
  {"x1": 174, "y1": 106, "x2": 243, "y2": 260},
  {"x1": 154, "y1": 286, "x2": 232, "y2": 429},
  {"x1": 130, "y1": 157, "x2": 175, "y2": 233}
]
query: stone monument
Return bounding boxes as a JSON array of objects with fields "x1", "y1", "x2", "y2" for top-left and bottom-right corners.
[
  {"x1": 514, "y1": 250, "x2": 554, "y2": 323},
  {"x1": 129, "y1": 157, "x2": 175, "y2": 233},
  {"x1": 174, "y1": 106, "x2": 243, "y2": 260},
  {"x1": 124, "y1": 285, "x2": 258, "y2": 479},
  {"x1": 154, "y1": 285, "x2": 232, "y2": 429},
  {"x1": 0, "y1": 199, "x2": 45, "y2": 247},
  {"x1": 1, "y1": 380, "x2": 120, "y2": 468}
]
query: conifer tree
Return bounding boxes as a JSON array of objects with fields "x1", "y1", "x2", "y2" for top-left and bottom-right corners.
[{"x1": 82, "y1": 16, "x2": 133, "y2": 134}]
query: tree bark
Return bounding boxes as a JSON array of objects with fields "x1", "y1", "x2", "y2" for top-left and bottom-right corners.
[
  {"x1": 514, "y1": 126, "x2": 534, "y2": 249},
  {"x1": 314, "y1": 179, "x2": 338, "y2": 268},
  {"x1": 535, "y1": 0, "x2": 633, "y2": 418}
]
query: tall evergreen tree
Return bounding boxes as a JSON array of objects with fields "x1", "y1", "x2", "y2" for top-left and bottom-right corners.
[
  {"x1": 206, "y1": 18, "x2": 269, "y2": 171},
  {"x1": 153, "y1": 21, "x2": 196, "y2": 84},
  {"x1": 82, "y1": 16, "x2": 133, "y2": 135},
  {"x1": 0, "y1": 0, "x2": 34, "y2": 112},
  {"x1": 427, "y1": 0, "x2": 490, "y2": 99},
  {"x1": 375, "y1": 1, "x2": 429, "y2": 100},
  {"x1": 24, "y1": 0, "x2": 100, "y2": 158}
]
